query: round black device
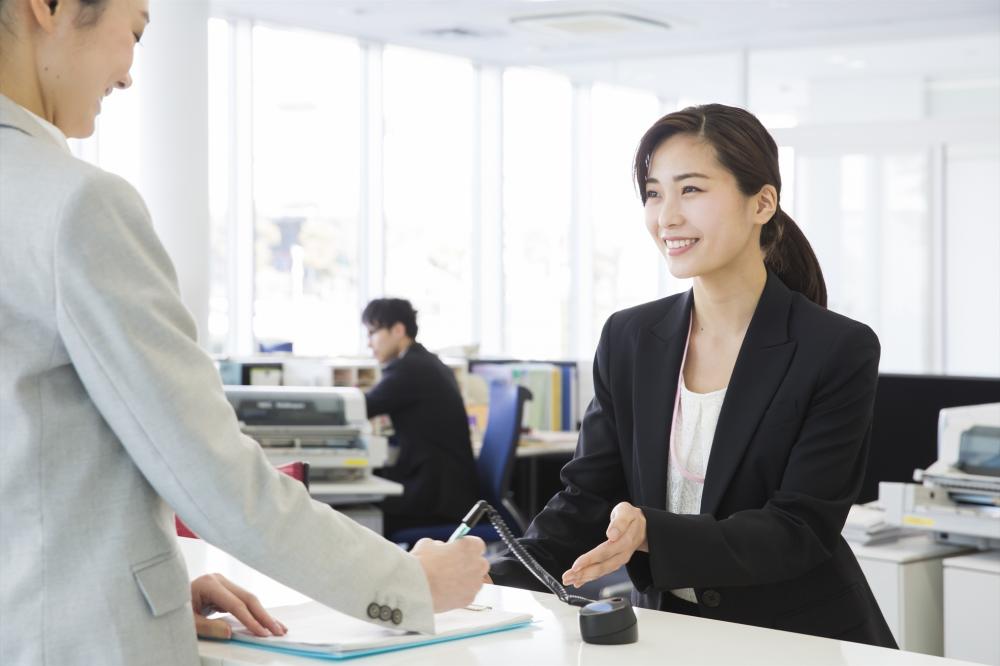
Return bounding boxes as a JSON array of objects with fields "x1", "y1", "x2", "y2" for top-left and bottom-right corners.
[{"x1": 578, "y1": 597, "x2": 638, "y2": 645}]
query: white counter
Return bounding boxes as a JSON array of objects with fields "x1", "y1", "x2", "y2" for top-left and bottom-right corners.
[{"x1": 181, "y1": 539, "x2": 979, "y2": 666}]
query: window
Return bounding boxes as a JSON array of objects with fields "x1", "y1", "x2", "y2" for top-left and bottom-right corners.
[
  {"x1": 589, "y1": 83, "x2": 663, "y2": 349},
  {"x1": 382, "y1": 46, "x2": 475, "y2": 350},
  {"x1": 502, "y1": 68, "x2": 572, "y2": 358},
  {"x1": 251, "y1": 25, "x2": 362, "y2": 355},
  {"x1": 753, "y1": 32, "x2": 1000, "y2": 374}
]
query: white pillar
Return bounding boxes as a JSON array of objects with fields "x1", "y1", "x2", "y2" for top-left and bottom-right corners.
[{"x1": 136, "y1": 0, "x2": 211, "y2": 346}]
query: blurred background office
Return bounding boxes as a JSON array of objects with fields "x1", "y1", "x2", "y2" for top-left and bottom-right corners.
[{"x1": 73, "y1": 0, "x2": 1000, "y2": 378}]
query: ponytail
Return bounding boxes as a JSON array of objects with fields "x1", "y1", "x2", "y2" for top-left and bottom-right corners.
[{"x1": 761, "y1": 208, "x2": 827, "y2": 308}]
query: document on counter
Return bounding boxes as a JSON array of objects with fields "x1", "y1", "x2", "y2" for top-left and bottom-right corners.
[{"x1": 220, "y1": 601, "x2": 533, "y2": 660}]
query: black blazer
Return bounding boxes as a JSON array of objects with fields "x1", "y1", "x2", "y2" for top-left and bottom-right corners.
[
  {"x1": 366, "y1": 343, "x2": 480, "y2": 523},
  {"x1": 492, "y1": 273, "x2": 897, "y2": 648}
]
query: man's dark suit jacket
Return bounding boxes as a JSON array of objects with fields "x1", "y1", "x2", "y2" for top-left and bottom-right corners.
[
  {"x1": 491, "y1": 273, "x2": 897, "y2": 648},
  {"x1": 366, "y1": 343, "x2": 480, "y2": 527}
]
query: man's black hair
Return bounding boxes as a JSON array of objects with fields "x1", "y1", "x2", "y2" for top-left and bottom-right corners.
[{"x1": 362, "y1": 298, "x2": 418, "y2": 339}]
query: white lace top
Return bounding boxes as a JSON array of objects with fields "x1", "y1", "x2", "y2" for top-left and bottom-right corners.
[{"x1": 667, "y1": 377, "x2": 726, "y2": 603}]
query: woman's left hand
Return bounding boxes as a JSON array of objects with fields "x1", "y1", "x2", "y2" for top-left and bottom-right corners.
[
  {"x1": 191, "y1": 573, "x2": 288, "y2": 640},
  {"x1": 561, "y1": 502, "x2": 648, "y2": 588}
]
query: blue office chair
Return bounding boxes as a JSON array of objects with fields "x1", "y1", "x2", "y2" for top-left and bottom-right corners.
[{"x1": 387, "y1": 382, "x2": 532, "y2": 548}]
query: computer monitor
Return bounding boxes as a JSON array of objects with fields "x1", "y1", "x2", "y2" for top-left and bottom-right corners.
[{"x1": 860, "y1": 373, "x2": 1000, "y2": 503}]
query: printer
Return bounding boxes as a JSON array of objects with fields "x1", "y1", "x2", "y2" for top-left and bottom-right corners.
[
  {"x1": 880, "y1": 402, "x2": 1000, "y2": 549},
  {"x1": 224, "y1": 385, "x2": 388, "y2": 482}
]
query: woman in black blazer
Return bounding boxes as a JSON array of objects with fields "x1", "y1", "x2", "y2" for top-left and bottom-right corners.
[{"x1": 490, "y1": 104, "x2": 896, "y2": 648}]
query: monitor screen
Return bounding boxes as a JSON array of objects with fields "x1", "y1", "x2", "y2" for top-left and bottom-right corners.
[{"x1": 860, "y1": 374, "x2": 1000, "y2": 503}]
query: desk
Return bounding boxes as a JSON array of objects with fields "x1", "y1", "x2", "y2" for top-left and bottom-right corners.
[
  {"x1": 514, "y1": 431, "x2": 578, "y2": 518},
  {"x1": 307, "y1": 476, "x2": 402, "y2": 535},
  {"x1": 309, "y1": 476, "x2": 402, "y2": 506},
  {"x1": 182, "y1": 539, "x2": 973, "y2": 666},
  {"x1": 471, "y1": 431, "x2": 579, "y2": 519},
  {"x1": 470, "y1": 430, "x2": 579, "y2": 459}
]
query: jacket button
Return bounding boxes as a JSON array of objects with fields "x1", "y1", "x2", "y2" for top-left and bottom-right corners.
[
  {"x1": 379, "y1": 605, "x2": 392, "y2": 621},
  {"x1": 367, "y1": 602, "x2": 380, "y2": 619},
  {"x1": 391, "y1": 608, "x2": 403, "y2": 625},
  {"x1": 701, "y1": 590, "x2": 721, "y2": 608}
]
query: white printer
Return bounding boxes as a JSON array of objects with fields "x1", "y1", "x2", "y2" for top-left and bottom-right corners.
[
  {"x1": 224, "y1": 385, "x2": 388, "y2": 482},
  {"x1": 880, "y1": 403, "x2": 1000, "y2": 549}
]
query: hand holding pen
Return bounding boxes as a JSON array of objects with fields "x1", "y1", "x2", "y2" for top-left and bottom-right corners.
[{"x1": 412, "y1": 527, "x2": 489, "y2": 612}]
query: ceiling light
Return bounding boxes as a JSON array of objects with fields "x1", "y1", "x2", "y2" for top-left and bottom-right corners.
[{"x1": 511, "y1": 11, "x2": 671, "y2": 36}]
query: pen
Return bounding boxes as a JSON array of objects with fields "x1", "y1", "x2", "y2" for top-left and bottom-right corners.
[{"x1": 447, "y1": 500, "x2": 490, "y2": 543}]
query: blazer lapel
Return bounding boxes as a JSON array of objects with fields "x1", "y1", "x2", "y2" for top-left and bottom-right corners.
[
  {"x1": 634, "y1": 290, "x2": 692, "y2": 510},
  {"x1": 700, "y1": 273, "x2": 797, "y2": 516}
]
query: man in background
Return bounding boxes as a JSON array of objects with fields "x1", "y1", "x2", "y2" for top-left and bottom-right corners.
[{"x1": 362, "y1": 298, "x2": 481, "y2": 536}]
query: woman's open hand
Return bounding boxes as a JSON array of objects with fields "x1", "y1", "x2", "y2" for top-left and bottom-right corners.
[{"x1": 561, "y1": 502, "x2": 647, "y2": 588}]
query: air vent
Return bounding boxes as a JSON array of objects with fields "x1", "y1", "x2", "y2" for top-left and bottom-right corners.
[
  {"x1": 511, "y1": 11, "x2": 670, "y2": 35},
  {"x1": 421, "y1": 26, "x2": 501, "y2": 39}
]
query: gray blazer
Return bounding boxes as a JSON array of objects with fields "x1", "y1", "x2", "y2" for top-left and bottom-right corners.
[{"x1": 0, "y1": 94, "x2": 434, "y2": 665}]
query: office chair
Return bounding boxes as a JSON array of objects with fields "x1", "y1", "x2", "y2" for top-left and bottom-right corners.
[
  {"x1": 387, "y1": 382, "x2": 532, "y2": 548},
  {"x1": 175, "y1": 461, "x2": 310, "y2": 539}
]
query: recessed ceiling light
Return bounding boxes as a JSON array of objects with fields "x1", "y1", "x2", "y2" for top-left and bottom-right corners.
[{"x1": 511, "y1": 11, "x2": 671, "y2": 36}]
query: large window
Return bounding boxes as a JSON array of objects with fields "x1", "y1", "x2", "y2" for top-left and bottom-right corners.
[
  {"x1": 502, "y1": 68, "x2": 573, "y2": 359},
  {"x1": 251, "y1": 26, "x2": 362, "y2": 355},
  {"x1": 201, "y1": 18, "x2": 998, "y2": 377},
  {"x1": 382, "y1": 46, "x2": 475, "y2": 350},
  {"x1": 793, "y1": 152, "x2": 930, "y2": 372},
  {"x1": 589, "y1": 84, "x2": 664, "y2": 349},
  {"x1": 753, "y1": 32, "x2": 1000, "y2": 375}
]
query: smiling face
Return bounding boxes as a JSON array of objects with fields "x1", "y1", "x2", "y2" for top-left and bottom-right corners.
[
  {"x1": 643, "y1": 133, "x2": 772, "y2": 281},
  {"x1": 36, "y1": 0, "x2": 149, "y2": 137}
]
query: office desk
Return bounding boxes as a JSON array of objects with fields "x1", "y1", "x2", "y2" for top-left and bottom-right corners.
[
  {"x1": 513, "y1": 432, "x2": 577, "y2": 518},
  {"x1": 306, "y1": 476, "x2": 403, "y2": 535},
  {"x1": 182, "y1": 539, "x2": 974, "y2": 666},
  {"x1": 309, "y1": 476, "x2": 402, "y2": 506},
  {"x1": 470, "y1": 430, "x2": 579, "y2": 459},
  {"x1": 471, "y1": 430, "x2": 578, "y2": 519}
]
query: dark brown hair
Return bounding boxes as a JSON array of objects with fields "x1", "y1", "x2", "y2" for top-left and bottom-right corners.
[
  {"x1": 362, "y1": 298, "x2": 419, "y2": 340},
  {"x1": 0, "y1": 0, "x2": 108, "y2": 36},
  {"x1": 634, "y1": 103, "x2": 827, "y2": 307}
]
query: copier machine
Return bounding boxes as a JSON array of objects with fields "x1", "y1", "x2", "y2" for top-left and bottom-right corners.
[
  {"x1": 223, "y1": 385, "x2": 388, "y2": 482},
  {"x1": 880, "y1": 402, "x2": 1000, "y2": 549}
]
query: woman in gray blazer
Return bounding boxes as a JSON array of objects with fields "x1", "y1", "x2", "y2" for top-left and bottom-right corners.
[{"x1": 0, "y1": 1, "x2": 488, "y2": 664}]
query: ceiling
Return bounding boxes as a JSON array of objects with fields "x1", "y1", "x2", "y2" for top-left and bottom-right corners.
[
  {"x1": 210, "y1": 1, "x2": 1000, "y2": 102},
  {"x1": 211, "y1": 0, "x2": 1000, "y2": 66}
]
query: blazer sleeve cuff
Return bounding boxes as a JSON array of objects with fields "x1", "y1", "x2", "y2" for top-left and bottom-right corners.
[
  {"x1": 625, "y1": 551, "x2": 653, "y2": 593},
  {"x1": 643, "y1": 508, "x2": 716, "y2": 591}
]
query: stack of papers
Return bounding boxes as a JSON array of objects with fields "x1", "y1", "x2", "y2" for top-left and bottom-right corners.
[
  {"x1": 843, "y1": 502, "x2": 910, "y2": 546},
  {"x1": 221, "y1": 601, "x2": 533, "y2": 660}
]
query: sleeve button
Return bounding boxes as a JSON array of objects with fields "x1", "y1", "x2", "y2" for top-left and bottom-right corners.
[
  {"x1": 367, "y1": 602, "x2": 381, "y2": 619},
  {"x1": 379, "y1": 605, "x2": 392, "y2": 621},
  {"x1": 391, "y1": 608, "x2": 403, "y2": 625}
]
